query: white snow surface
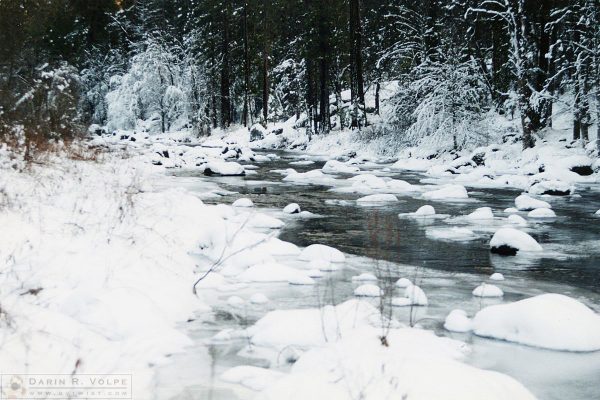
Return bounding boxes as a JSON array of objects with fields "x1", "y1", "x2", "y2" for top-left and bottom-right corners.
[
  {"x1": 354, "y1": 284, "x2": 383, "y2": 297},
  {"x1": 422, "y1": 184, "x2": 469, "y2": 200},
  {"x1": 444, "y1": 309, "x2": 473, "y2": 333},
  {"x1": 472, "y1": 283, "x2": 504, "y2": 298},
  {"x1": 299, "y1": 244, "x2": 346, "y2": 263},
  {"x1": 515, "y1": 194, "x2": 551, "y2": 211},
  {"x1": 490, "y1": 228, "x2": 543, "y2": 252},
  {"x1": 472, "y1": 294, "x2": 600, "y2": 351},
  {"x1": 527, "y1": 208, "x2": 557, "y2": 218}
]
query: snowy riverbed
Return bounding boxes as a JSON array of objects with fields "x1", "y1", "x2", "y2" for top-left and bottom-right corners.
[{"x1": 3, "y1": 135, "x2": 600, "y2": 400}]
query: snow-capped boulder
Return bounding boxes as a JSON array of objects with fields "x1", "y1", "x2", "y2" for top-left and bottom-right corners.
[
  {"x1": 348, "y1": 174, "x2": 387, "y2": 190},
  {"x1": 528, "y1": 180, "x2": 573, "y2": 196},
  {"x1": 504, "y1": 207, "x2": 518, "y2": 213},
  {"x1": 467, "y1": 207, "x2": 494, "y2": 220},
  {"x1": 490, "y1": 272, "x2": 505, "y2": 281},
  {"x1": 233, "y1": 198, "x2": 254, "y2": 207},
  {"x1": 354, "y1": 284, "x2": 382, "y2": 297},
  {"x1": 283, "y1": 203, "x2": 301, "y2": 214},
  {"x1": 507, "y1": 214, "x2": 527, "y2": 225},
  {"x1": 322, "y1": 160, "x2": 360, "y2": 174},
  {"x1": 356, "y1": 194, "x2": 399, "y2": 204},
  {"x1": 250, "y1": 293, "x2": 269, "y2": 304},
  {"x1": 514, "y1": 194, "x2": 551, "y2": 211},
  {"x1": 386, "y1": 179, "x2": 417, "y2": 192},
  {"x1": 444, "y1": 309, "x2": 472, "y2": 333},
  {"x1": 227, "y1": 296, "x2": 245, "y2": 307},
  {"x1": 423, "y1": 184, "x2": 469, "y2": 200},
  {"x1": 299, "y1": 244, "x2": 345, "y2": 263},
  {"x1": 393, "y1": 284, "x2": 428, "y2": 306},
  {"x1": 472, "y1": 283, "x2": 504, "y2": 298},
  {"x1": 204, "y1": 161, "x2": 245, "y2": 176},
  {"x1": 351, "y1": 273, "x2": 378, "y2": 282},
  {"x1": 472, "y1": 294, "x2": 600, "y2": 351},
  {"x1": 250, "y1": 123, "x2": 266, "y2": 142},
  {"x1": 414, "y1": 205, "x2": 435, "y2": 216},
  {"x1": 395, "y1": 278, "x2": 412, "y2": 288},
  {"x1": 490, "y1": 228, "x2": 542, "y2": 255},
  {"x1": 562, "y1": 155, "x2": 594, "y2": 176},
  {"x1": 244, "y1": 213, "x2": 285, "y2": 228},
  {"x1": 527, "y1": 208, "x2": 556, "y2": 218}
]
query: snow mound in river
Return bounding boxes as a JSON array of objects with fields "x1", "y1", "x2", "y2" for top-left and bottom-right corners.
[
  {"x1": 472, "y1": 294, "x2": 600, "y2": 351},
  {"x1": 257, "y1": 326, "x2": 535, "y2": 400},
  {"x1": 422, "y1": 184, "x2": 469, "y2": 200},
  {"x1": 490, "y1": 228, "x2": 542, "y2": 255},
  {"x1": 299, "y1": 244, "x2": 345, "y2": 263},
  {"x1": 515, "y1": 194, "x2": 551, "y2": 211}
]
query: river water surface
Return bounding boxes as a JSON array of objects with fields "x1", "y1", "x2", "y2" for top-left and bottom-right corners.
[{"x1": 153, "y1": 150, "x2": 600, "y2": 400}]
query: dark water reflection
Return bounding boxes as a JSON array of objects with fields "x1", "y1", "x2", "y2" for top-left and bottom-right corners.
[{"x1": 177, "y1": 150, "x2": 600, "y2": 293}]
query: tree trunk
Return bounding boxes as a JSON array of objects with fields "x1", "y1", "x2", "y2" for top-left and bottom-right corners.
[
  {"x1": 261, "y1": 0, "x2": 270, "y2": 126},
  {"x1": 349, "y1": 0, "x2": 366, "y2": 128},
  {"x1": 242, "y1": 0, "x2": 249, "y2": 127},
  {"x1": 220, "y1": 1, "x2": 231, "y2": 128},
  {"x1": 375, "y1": 81, "x2": 380, "y2": 115}
]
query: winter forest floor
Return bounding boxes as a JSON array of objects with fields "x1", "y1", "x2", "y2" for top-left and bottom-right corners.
[{"x1": 2, "y1": 109, "x2": 600, "y2": 400}]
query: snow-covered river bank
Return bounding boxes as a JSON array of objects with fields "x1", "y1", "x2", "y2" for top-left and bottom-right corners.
[{"x1": 151, "y1": 149, "x2": 600, "y2": 400}]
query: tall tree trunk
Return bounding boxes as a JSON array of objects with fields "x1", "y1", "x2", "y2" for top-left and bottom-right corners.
[
  {"x1": 349, "y1": 0, "x2": 366, "y2": 128},
  {"x1": 220, "y1": 1, "x2": 231, "y2": 128},
  {"x1": 242, "y1": 0, "x2": 249, "y2": 127},
  {"x1": 375, "y1": 81, "x2": 380, "y2": 115},
  {"x1": 261, "y1": 0, "x2": 269, "y2": 126}
]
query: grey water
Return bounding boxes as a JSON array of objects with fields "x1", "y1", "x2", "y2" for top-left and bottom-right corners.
[{"x1": 154, "y1": 150, "x2": 600, "y2": 400}]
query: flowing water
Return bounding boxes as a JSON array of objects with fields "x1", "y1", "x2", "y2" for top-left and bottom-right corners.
[{"x1": 153, "y1": 150, "x2": 600, "y2": 400}]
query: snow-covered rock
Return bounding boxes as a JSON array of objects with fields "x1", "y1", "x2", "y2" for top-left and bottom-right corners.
[
  {"x1": 527, "y1": 208, "x2": 556, "y2": 218},
  {"x1": 250, "y1": 293, "x2": 269, "y2": 304},
  {"x1": 322, "y1": 160, "x2": 360, "y2": 174},
  {"x1": 395, "y1": 278, "x2": 412, "y2": 288},
  {"x1": 444, "y1": 309, "x2": 472, "y2": 333},
  {"x1": 507, "y1": 214, "x2": 527, "y2": 225},
  {"x1": 283, "y1": 169, "x2": 338, "y2": 185},
  {"x1": 233, "y1": 197, "x2": 254, "y2": 207},
  {"x1": 490, "y1": 228, "x2": 542, "y2": 255},
  {"x1": 204, "y1": 161, "x2": 245, "y2": 176},
  {"x1": 227, "y1": 296, "x2": 245, "y2": 307},
  {"x1": 515, "y1": 194, "x2": 551, "y2": 211},
  {"x1": 356, "y1": 193, "x2": 399, "y2": 204},
  {"x1": 221, "y1": 366, "x2": 283, "y2": 391},
  {"x1": 392, "y1": 284, "x2": 428, "y2": 306},
  {"x1": 352, "y1": 273, "x2": 378, "y2": 282},
  {"x1": 466, "y1": 207, "x2": 494, "y2": 220},
  {"x1": 489, "y1": 272, "x2": 505, "y2": 281},
  {"x1": 472, "y1": 283, "x2": 504, "y2": 298},
  {"x1": 283, "y1": 203, "x2": 301, "y2": 214},
  {"x1": 354, "y1": 284, "x2": 382, "y2": 297},
  {"x1": 413, "y1": 205, "x2": 435, "y2": 216},
  {"x1": 504, "y1": 207, "x2": 518, "y2": 213},
  {"x1": 426, "y1": 227, "x2": 476, "y2": 241},
  {"x1": 423, "y1": 184, "x2": 469, "y2": 200},
  {"x1": 528, "y1": 180, "x2": 573, "y2": 196},
  {"x1": 299, "y1": 244, "x2": 345, "y2": 263},
  {"x1": 472, "y1": 294, "x2": 600, "y2": 351}
]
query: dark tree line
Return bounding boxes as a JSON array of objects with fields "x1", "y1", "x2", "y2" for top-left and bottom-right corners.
[{"x1": 0, "y1": 0, "x2": 598, "y2": 150}]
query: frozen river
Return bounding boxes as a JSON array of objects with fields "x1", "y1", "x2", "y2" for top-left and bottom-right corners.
[{"x1": 153, "y1": 150, "x2": 600, "y2": 400}]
